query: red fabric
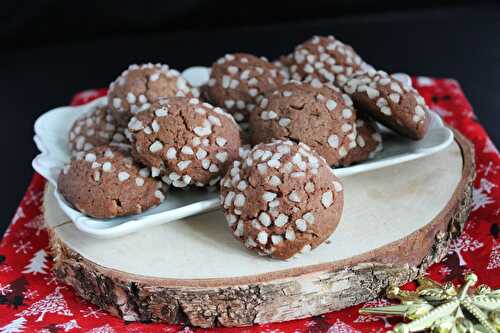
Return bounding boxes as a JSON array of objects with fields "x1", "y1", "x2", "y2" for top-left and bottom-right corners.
[{"x1": 1, "y1": 77, "x2": 499, "y2": 333}]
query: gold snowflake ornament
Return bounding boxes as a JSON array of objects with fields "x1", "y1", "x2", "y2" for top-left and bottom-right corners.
[{"x1": 359, "y1": 273, "x2": 500, "y2": 333}]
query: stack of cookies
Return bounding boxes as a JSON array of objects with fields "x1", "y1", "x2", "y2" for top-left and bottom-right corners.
[{"x1": 59, "y1": 35, "x2": 431, "y2": 260}]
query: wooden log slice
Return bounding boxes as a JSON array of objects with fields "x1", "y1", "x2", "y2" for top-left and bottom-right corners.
[{"x1": 43, "y1": 130, "x2": 475, "y2": 328}]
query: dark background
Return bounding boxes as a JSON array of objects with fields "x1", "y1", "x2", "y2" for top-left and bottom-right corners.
[{"x1": 1, "y1": 0, "x2": 499, "y2": 235}]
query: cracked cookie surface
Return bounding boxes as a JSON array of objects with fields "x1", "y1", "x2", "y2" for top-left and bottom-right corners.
[
  {"x1": 127, "y1": 97, "x2": 241, "y2": 188},
  {"x1": 249, "y1": 81, "x2": 358, "y2": 167}
]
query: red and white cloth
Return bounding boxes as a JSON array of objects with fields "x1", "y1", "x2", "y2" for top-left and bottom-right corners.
[{"x1": 1, "y1": 77, "x2": 499, "y2": 332}]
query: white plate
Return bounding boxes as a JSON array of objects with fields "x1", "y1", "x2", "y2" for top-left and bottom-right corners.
[{"x1": 32, "y1": 68, "x2": 454, "y2": 238}]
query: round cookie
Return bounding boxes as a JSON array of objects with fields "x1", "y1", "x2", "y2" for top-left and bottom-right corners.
[
  {"x1": 108, "y1": 63, "x2": 198, "y2": 127},
  {"x1": 58, "y1": 146, "x2": 166, "y2": 219},
  {"x1": 205, "y1": 53, "x2": 285, "y2": 127},
  {"x1": 127, "y1": 97, "x2": 241, "y2": 188},
  {"x1": 68, "y1": 100, "x2": 130, "y2": 160},
  {"x1": 343, "y1": 70, "x2": 430, "y2": 140},
  {"x1": 220, "y1": 140, "x2": 344, "y2": 260},
  {"x1": 340, "y1": 117, "x2": 383, "y2": 166},
  {"x1": 249, "y1": 80, "x2": 358, "y2": 167},
  {"x1": 288, "y1": 35, "x2": 365, "y2": 87}
]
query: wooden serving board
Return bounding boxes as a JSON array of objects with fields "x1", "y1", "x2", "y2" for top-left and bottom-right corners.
[{"x1": 43, "y1": 131, "x2": 475, "y2": 328}]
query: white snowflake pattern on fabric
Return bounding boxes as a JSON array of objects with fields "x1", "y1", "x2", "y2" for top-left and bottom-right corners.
[
  {"x1": 86, "y1": 324, "x2": 116, "y2": 333},
  {"x1": 0, "y1": 265, "x2": 13, "y2": 273},
  {"x1": 80, "y1": 307, "x2": 104, "y2": 319},
  {"x1": 11, "y1": 207, "x2": 25, "y2": 225},
  {"x1": 0, "y1": 283, "x2": 12, "y2": 296},
  {"x1": 22, "y1": 289, "x2": 39, "y2": 300},
  {"x1": 4, "y1": 207, "x2": 25, "y2": 240},
  {"x1": 327, "y1": 319, "x2": 362, "y2": 333},
  {"x1": 479, "y1": 161, "x2": 500, "y2": 177},
  {"x1": 483, "y1": 137, "x2": 499, "y2": 155},
  {"x1": 438, "y1": 265, "x2": 452, "y2": 276},
  {"x1": 472, "y1": 178, "x2": 496, "y2": 211},
  {"x1": 487, "y1": 239, "x2": 500, "y2": 270},
  {"x1": 16, "y1": 287, "x2": 73, "y2": 322},
  {"x1": 24, "y1": 215, "x2": 46, "y2": 237},
  {"x1": 448, "y1": 232, "x2": 484, "y2": 266},
  {"x1": 0, "y1": 317, "x2": 26, "y2": 333},
  {"x1": 479, "y1": 178, "x2": 497, "y2": 193},
  {"x1": 23, "y1": 190, "x2": 42, "y2": 207},
  {"x1": 56, "y1": 320, "x2": 81, "y2": 332},
  {"x1": 12, "y1": 241, "x2": 33, "y2": 255},
  {"x1": 2, "y1": 225, "x2": 14, "y2": 239},
  {"x1": 23, "y1": 249, "x2": 48, "y2": 275},
  {"x1": 354, "y1": 299, "x2": 393, "y2": 328},
  {"x1": 43, "y1": 273, "x2": 59, "y2": 286}
]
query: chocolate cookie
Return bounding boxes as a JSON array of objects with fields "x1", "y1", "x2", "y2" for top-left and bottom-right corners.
[
  {"x1": 127, "y1": 97, "x2": 241, "y2": 188},
  {"x1": 340, "y1": 117, "x2": 383, "y2": 166},
  {"x1": 68, "y1": 100, "x2": 130, "y2": 160},
  {"x1": 249, "y1": 81, "x2": 358, "y2": 167},
  {"x1": 205, "y1": 53, "x2": 285, "y2": 127},
  {"x1": 273, "y1": 55, "x2": 293, "y2": 82},
  {"x1": 343, "y1": 70, "x2": 430, "y2": 140},
  {"x1": 108, "y1": 63, "x2": 198, "y2": 127},
  {"x1": 58, "y1": 146, "x2": 166, "y2": 219},
  {"x1": 288, "y1": 35, "x2": 365, "y2": 87},
  {"x1": 220, "y1": 140, "x2": 344, "y2": 260}
]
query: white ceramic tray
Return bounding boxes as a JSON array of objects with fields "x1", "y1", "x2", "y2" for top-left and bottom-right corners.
[{"x1": 32, "y1": 68, "x2": 454, "y2": 238}]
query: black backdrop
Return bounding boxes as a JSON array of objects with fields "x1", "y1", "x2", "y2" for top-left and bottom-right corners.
[
  {"x1": 2, "y1": 0, "x2": 494, "y2": 48},
  {"x1": 1, "y1": 1, "x2": 499, "y2": 235}
]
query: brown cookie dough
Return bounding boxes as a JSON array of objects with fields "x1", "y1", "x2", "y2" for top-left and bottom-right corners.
[
  {"x1": 340, "y1": 117, "x2": 383, "y2": 166},
  {"x1": 249, "y1": 81, "x2": 358, "y2": 167},
  {"x1": 272, "y1": 54, "x2": 293, "y2": 82},
  {"x1": 288, "y1": 35, "x2": 366, "y2": 87},
  {"x1": 205, "y1": 53, "x2": 285, "y2": 127},
  {"x1": 68, "y1": 100, "x2": 130, "y2": 160},
  {"x1": 220, "y1": 140, "x2": 344, "y2": 260},
  {"x1": 58, "y1": 146, "x2": 166, "y2": 219},
  {"x1": 108, "y1": 63, "x2": 198, "y2": 127},
  {"x1": 343, "y1": 70, "x2": 430, "y2": 140},
  {"x1": 127, "y1": 97, "x2": 241, "y2": 188}
]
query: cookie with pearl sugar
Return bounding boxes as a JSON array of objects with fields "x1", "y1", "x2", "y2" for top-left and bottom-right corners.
[
  {"x1": 108, "y1": 63, "x2": 198, "y2": 127},
  {"x1": 343, "y1": 69, "x2": 430, "y2": 140},
  {"x1": 220, "y1": 140, "x2": 344, "y2": 260},
  {"x1": 288, "y1": 35, "x2": 366, "y2": 87},
  {"x1": 58, "y1": 146, "x2": 166, "y2": 219},
  {"x1": 205, "y1": 53, "x2": 286, "y2": 128},
  {"x1": 249, "y1": 80, "x2": 358, "y2": 167},
  {"x1": 68, "y1": 100, "x2": 130, "y2": 160},
  {"x1": 272, "y1": 55, "x2": 293, "y2": 81},
  {"x1": 340, "y1": 117, "x2": 383, "y2": 166},
  {"x1": 127, "y1": 97, "x2": 241, "y2": 188}
]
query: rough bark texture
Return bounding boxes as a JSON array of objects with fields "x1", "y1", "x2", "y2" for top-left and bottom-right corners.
[{"x1": 46, "y1": 131, "x2": 475, "y2": 328}]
